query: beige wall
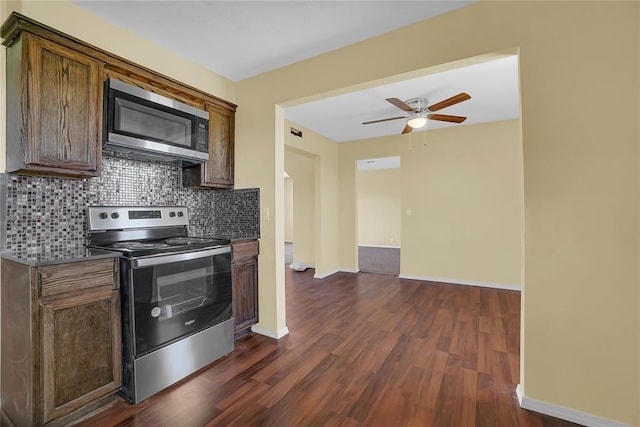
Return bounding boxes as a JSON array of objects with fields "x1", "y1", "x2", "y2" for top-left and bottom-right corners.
[
  {"x1": 284, "y1": 147, "x2": 315, "y2": 267},
  {"x1": 236, "y1": 2, "x2": 639, "y2": 424},
  {"x1": 357, "y1": 168, "x2": 401, "y2": 247},
  {"x1": 403, "y1": 121, "x2": 522, "y2": 286},
  {"x1": 345, "y1": 120, "x2": 523, "y2": 287},
  {"x1": 284, "y1": 176, "x2": 293, "y2": 242}
]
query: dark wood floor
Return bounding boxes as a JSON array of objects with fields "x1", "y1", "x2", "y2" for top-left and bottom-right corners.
[{"x1": 77, "y1": 269, "x2": 580, "y2": 427}]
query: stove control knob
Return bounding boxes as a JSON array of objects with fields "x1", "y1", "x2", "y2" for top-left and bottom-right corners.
[
  {"x1": 169, "y1": 211, "x2": 176, "y2": 218},
  {"x1": 99, "y1": 212, "x2": 108, "y2": 220},
  {"x1": 177, "y1": 211, "x2": 184, "y2": 217},
  {"x1": 111, "y1": 212, "x2": 120, "y2": 219}
]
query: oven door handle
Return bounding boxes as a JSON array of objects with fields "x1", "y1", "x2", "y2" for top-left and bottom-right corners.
[{"x1": 132, "y1": 246, "x2": 231, "y2": 268}]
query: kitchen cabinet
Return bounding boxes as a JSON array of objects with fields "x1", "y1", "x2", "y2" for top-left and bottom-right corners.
[
  {"x1": 4, "y1": 30, "x2": 103, "y2": 178},
  {"x1": 2, "y1": 12, "x2": 237, "y2": 182},
  {"x1": 1, "y1": 257, "x2": 121, "y2": 426},
  {"x1": 232, "y1": 240, "x2": 259, "y2": 336},
  {"x1": 183, "y1": 102, "x2": 235, "y2": 189}
]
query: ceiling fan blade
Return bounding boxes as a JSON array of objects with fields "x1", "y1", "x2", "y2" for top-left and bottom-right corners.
[
  {"x1": 362, "y1": 116, "x2": 406, "y2": 125},
  {"x1": 427, "y1": 113, "x2": 467, "y2": 123},
  {"x1": 427, "y1": 93, "x2": 471, "y2": 112},
  {"x1": 401, "y1": 123, "x2": 413, "y2": 134},
  {"x1": 386, "y1": 98, "x2": 415, "y2": 112}
]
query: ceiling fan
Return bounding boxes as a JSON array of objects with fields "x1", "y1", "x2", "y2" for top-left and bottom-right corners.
[{"x1": 362, "y1": 93, "x2": 471, "y2": 134}]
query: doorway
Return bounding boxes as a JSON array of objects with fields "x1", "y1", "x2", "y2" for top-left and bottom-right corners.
[
  {"x1": 284, "y1": 146, "x2": 317, "y2": 271},
  {"x1": 356, "y1": 156, "x2": 401, "y2": 275},
  {"x1": 284, "y1": 170, "x2": 294, "y2": 265}
]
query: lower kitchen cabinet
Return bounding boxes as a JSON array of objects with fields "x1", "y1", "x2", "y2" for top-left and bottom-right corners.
[
  {"x1": 1, "y1": 257, "x2": 121, "y2": 426},
  {"x1": 231, "y1": 240, "x2": 259, "y2": 337}
]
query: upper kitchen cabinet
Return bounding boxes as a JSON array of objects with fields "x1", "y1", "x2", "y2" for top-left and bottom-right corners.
[
  {"x1": 183, "y1": 102, "x2": 235, "y2": 189},
  {"x1": 3, "y1": 30, "x2": 103, "y2": 178},
  {"x1": 2, "y1": 12, "x2": 237, "y2": 183}
]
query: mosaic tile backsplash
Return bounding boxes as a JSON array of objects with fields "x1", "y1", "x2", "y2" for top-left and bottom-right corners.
[
  {"x1": 214, "y1": 188, "x2": 261, "y2": 240},
  {"x1": 1, "y1": 156, "x2": 260, "y2": 258}
]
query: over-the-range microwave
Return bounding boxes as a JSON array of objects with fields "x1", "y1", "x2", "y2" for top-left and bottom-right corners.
[{"x1": 104, "y1": 78, "x2": 209, "y2": 165}]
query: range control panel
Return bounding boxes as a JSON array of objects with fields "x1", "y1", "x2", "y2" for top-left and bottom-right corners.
[{"x1": 87, "y1": 206, "x2": 189, "y2": 231}]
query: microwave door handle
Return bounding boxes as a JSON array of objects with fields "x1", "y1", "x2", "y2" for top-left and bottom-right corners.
[
  {"x1": 106, "y1": 133, "x2": 210, "y2": 162},
  {"x1": 132, "y1": 246, "x2": 231, "y2": 268}
]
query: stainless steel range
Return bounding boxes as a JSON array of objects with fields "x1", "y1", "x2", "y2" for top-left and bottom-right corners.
[{"x1": 87, "y1": 206, "x2": 234, "y2": 404}]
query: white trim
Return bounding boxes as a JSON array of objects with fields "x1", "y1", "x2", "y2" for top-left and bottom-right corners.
[
  {"x1": 358, "y1": 244, "x2": 401, "y2": 249},
  {"x1": 398, "y1": 274, "x2": 520, "y2": 291},
  {"x1": 516, "y1": 383, "x2": 524, "y2": 405},
  {"x1": 251, "y1": 325, "x2": 290, "y2": 339},
  {"x1": 339, "y1": 268, "x2": 360, "y2": 273},
  {"x1": 516, "y1": 384, "x2": 630, "y2": 427},
  {"x1": 314, "y1": 269, "x2": 339, "y2": 279}
]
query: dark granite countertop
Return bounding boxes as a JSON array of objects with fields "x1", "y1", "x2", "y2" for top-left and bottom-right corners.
[
  {"x1": 1, "y1": 247, "x2": 121, "y2": 266},
  {"x1": 194, "y1": 234, "x2": 260, "y2": 242},
  {"x1": 227, "y1": 236, "x2": 260, "y2": 242}
]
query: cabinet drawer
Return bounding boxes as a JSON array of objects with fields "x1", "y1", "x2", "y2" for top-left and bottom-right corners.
[
  {"x1": 39, "y1": 258, "x2": 118, "y2": 298},
  {"x1": 232, "y1": 240, "x2": 259, "y2": 262}
]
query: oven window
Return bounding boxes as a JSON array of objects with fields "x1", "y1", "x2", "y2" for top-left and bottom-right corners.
[
  {"x1": 130, "y1": 252, "x2": 232, "y2": 356},
  {"x1": 114, "y1": 97, "x2": 191, "y2": 146},
  {"x1": 155, "y1": 267, "x2": 214, "y2": 319}
]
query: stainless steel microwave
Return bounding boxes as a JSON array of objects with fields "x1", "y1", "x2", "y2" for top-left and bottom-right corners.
[{"x1": 104, "y1": 78, "x2": 209, "y2": 164}]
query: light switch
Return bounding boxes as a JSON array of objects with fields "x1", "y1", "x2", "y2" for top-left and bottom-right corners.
[
  {"x1": 406, "y1": 208, "x2": 412, "y2": 216},
  {"x1": 262, "y1": 208, "x2": 270, "y2": 221}
]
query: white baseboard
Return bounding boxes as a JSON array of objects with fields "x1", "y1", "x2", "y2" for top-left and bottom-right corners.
[
  {"x1": 314, "y1": 269, "x2": 339, "y2": 279},
  {"x1": 516, "y1": 383, "x2": 524, "y2": 404},
  {"x1": 398, "y1": 274, "x2": 520, "y2": 291},
  {"x1": 358, "y1": 244, "x2": 401, "y2": 249},
  {"x1": 312, "y1": 268, "x2": 359, "y2": 278},
  {"x1": 251, "y1": 324, "x2": 290, "y2": 339},
  {"x1": 516, "y1": 384, "x2": 629, "y2": 427}
]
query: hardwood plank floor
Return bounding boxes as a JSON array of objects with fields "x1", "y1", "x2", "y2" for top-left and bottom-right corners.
[{"x1": 77, "y1": 269, "x2": 581, "y2": 427}]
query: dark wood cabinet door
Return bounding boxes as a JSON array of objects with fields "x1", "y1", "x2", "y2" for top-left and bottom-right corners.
[
  {"x1": 40, "y1": 288, "x2": 121, "y2": 423},
  {"x1": 232, "y1": 256, "x2": 258, "y2": 333},
  {"x1": 23, "y1": 33, "x2": 103, "y2": 176},
  {"x1": 204, "y1": 103, "x2": 234, "y2": 187},
  {"x1": 183, "y1": 102, "x2": 234, "y2": 188}
]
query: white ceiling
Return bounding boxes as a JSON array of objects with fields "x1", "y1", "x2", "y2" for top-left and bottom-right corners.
[
  {"x1": 286, "y1": 55, "x2": 520, "y2": 142},
  {"x1": 73, "y1": 1, "x2": 519, "y2": 143},
  {"x1": 73, "y1": 1, "x2": 474, "y2": 82}
]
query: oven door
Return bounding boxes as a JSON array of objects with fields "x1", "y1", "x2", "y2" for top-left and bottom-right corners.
[{"x1": 128, "y1": 247, "x2": 232, "y2": 357}]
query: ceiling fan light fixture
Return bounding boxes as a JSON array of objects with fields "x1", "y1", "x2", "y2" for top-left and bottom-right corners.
[
  {"x1": 363, "y1": 93, "x2": 470, "y2": 135},
  {"x1": 407, "y1": 116, "x2": 427, "y2": 129}
]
